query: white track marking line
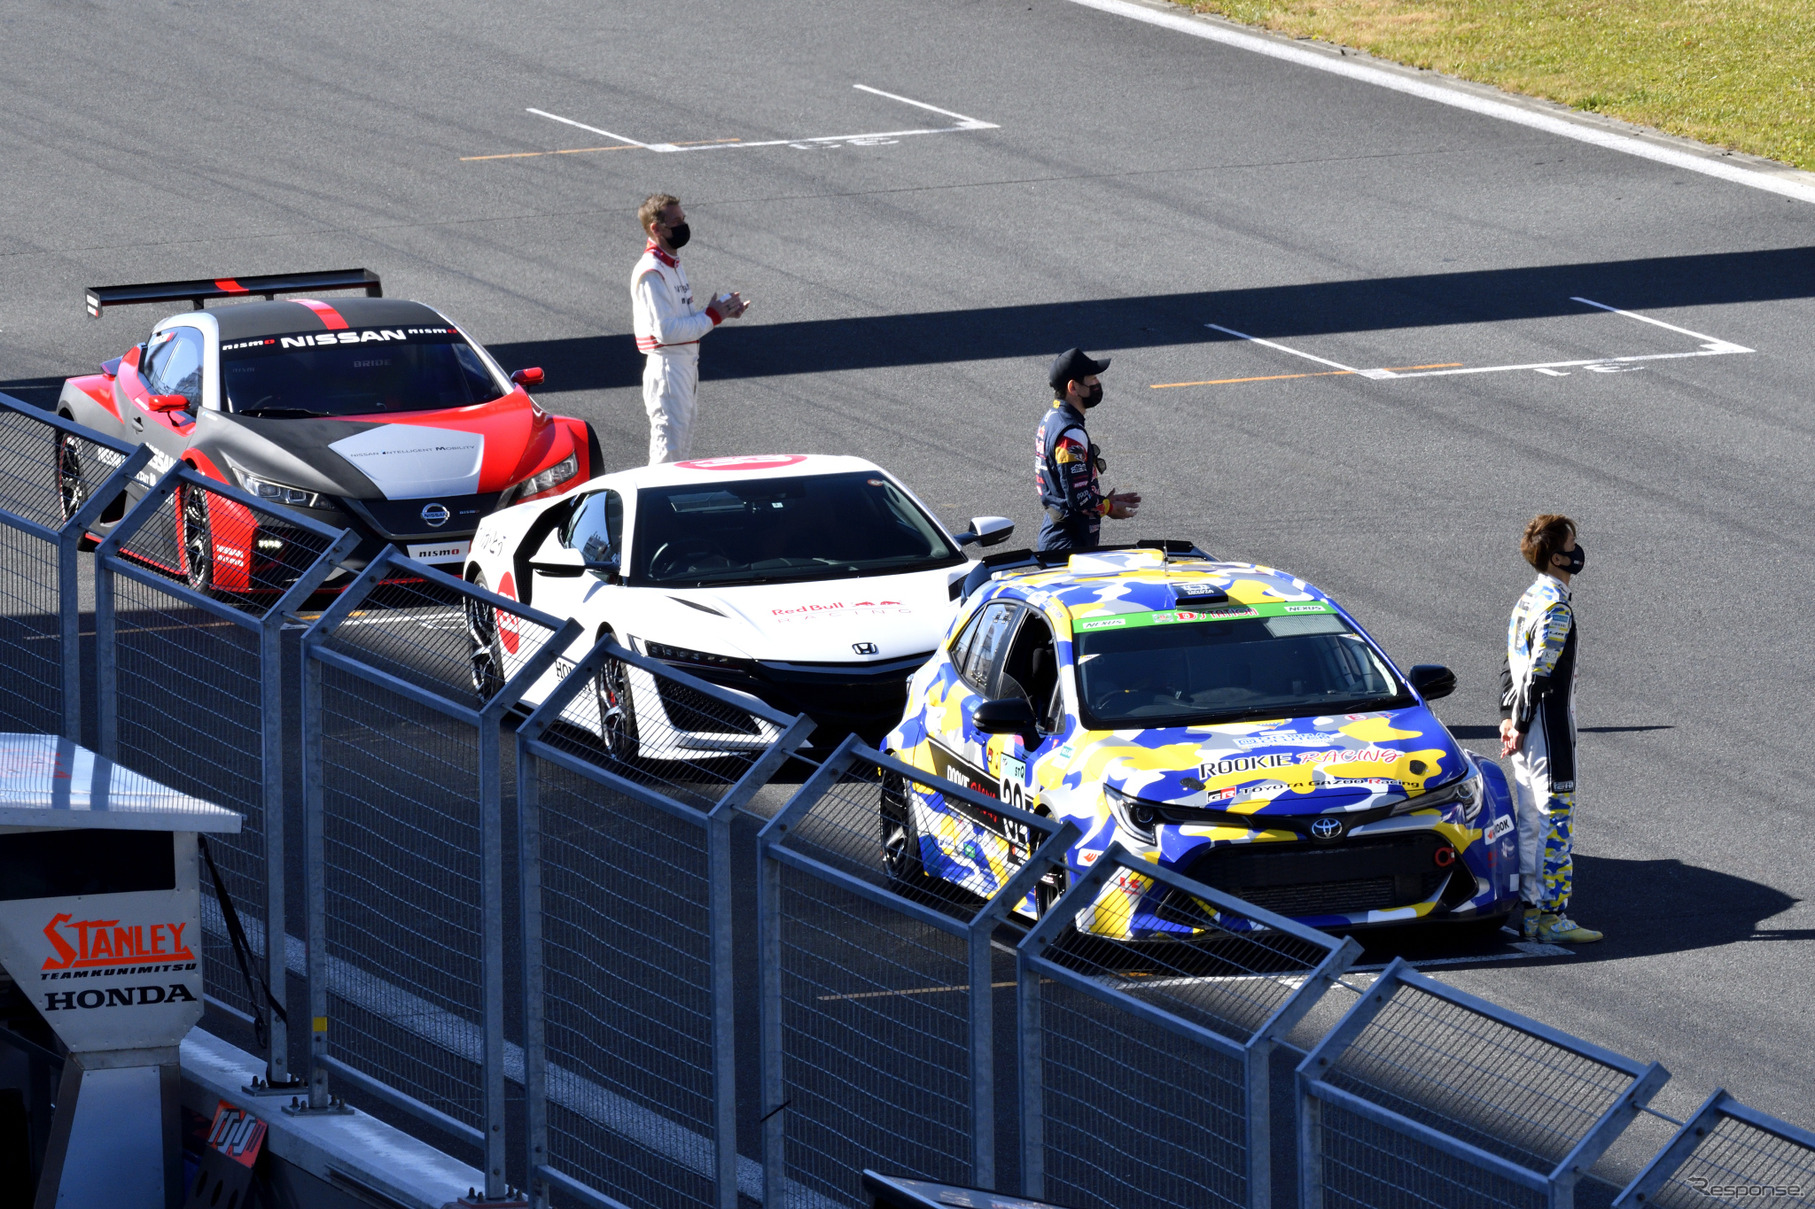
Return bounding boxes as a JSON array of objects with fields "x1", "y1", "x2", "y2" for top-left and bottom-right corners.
[
  {"x1": 1378, "y1": 347, "x2": 1748, "y2": 379},
  {"x1": 525, "y1": 108, "x2": 654, "y2": 150},
  {"x1": 851, "y1": 83, "x2": 1000, "y2": 129},
  {"x1": 1062, "y1": 0, "x2": 1815, "y2": 207},
  {"x1": 1206, "y1": 323, "x2": 1396, "y2": 379},
  {"x1": 1571, "y1": 295, "x2": 1755, "y2": 352},
  {"x1": 528, "y1": 86, "x2": 996, "y2": 157}
]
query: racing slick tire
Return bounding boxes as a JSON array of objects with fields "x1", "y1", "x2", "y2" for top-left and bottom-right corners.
[
  {"x1": 881, "y1": 768, "x2": 930, "y2": 889},
  {"x1": 54, "y1": 427, "x2": 100, "y2": 551},
  {"x1": 594, "y1": 629, "x2": 639, "y2": 761},
  {"x1": 465, "y1": 572, "x2": 508, "y2": 702},
  {"x1": 178, "y1": 480, "x2": 215, "y2": 594}
]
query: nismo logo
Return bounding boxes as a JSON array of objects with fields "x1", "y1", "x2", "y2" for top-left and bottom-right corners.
[{"x1": 280, "y1": 330, "x2": 408, "y2": 348}]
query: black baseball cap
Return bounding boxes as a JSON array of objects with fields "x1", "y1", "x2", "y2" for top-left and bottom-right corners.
[{"x1": 1049, "y1": 347, "x2": 1110, "y2": 393}]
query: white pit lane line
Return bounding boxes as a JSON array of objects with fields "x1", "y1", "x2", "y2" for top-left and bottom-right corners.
[
  {"x1": 1206, "y1": 296, "x2": 1754, "y2": 383},
  {"x1": 527, "y1": 84, "x2": 996, "y2": 156}
]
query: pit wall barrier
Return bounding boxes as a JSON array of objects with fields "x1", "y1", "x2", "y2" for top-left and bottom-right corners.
[{"x1": 0, "y1": 394, "x2": 1809, "y2": 1209}]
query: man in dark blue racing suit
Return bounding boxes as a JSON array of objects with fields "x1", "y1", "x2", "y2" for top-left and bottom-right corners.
[{"x1": 1035, "y1": 348, "x2": 1140, "y2": 553}]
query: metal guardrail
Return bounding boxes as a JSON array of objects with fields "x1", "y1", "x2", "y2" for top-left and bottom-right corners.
[
  {"x1": 1019, "y1": 843, "x2": 1361, "y2": 1209},
  {"x1": 1614, "y1": 1091, "x2": 1815, "y2": 1208},
  {"x1": 0, "y1": 401, "x2": 1811, "y2": 1209},
  {"x1": 94, "y1": 462, "x2": 355, "y2": 1089},
  {"x1": 1299, "y1": 957, "x2": 1668, "y2": 1209}
]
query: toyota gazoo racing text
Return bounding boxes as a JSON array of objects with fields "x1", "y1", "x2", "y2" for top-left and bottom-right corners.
[
  {"x1": 56, "y1": 270, "x2": 599, "y2": 593},
  {"x1": 883, "y1": 545, "x2": 1519, "y2": 939},
  {"x1": 461, "y1": 453, "x2": 1015, "y2": 755}
]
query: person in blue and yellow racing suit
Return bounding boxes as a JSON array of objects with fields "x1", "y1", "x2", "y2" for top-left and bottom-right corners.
[
  {"x1": 1499, "y1": 513, "x2": 1601, "y2": 944},
  {"x1": 1035, "y1": 348, "x2": 1140, "y2": 553}
]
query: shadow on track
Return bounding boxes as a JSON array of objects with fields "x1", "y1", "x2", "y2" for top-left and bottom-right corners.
[{"x1": 479, "y1": 245, "x2": 1815, "y2": 393}]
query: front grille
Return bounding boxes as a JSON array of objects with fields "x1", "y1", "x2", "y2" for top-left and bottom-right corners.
[
  {"x1": 339, "y1": 492, "x2": 501, "y2": 540},
  {"x1": 1185, "y1": 833, "x2": 1453, "y2": 918},
  {"x1": 682, "y1": 657, "x2": 926, "y2": 743},
  {"x1": 653, "y1": 678, "x2": 761, "y2": 735}
]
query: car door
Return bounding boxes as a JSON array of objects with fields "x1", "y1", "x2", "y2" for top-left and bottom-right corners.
[
  {"x1": 923, "y1": 598, "x2": 1017, "y2": 794},
  {"x1": 131, "y1": 325, "x2": 206, "y2": 471}
]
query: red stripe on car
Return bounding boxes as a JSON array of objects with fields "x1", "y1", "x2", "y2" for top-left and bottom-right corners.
[
  {"x1": 292, "y1": 298, "x2": 349, "y2": 330},
  {"x1": 214, "y1": 278, "x2": 248, "y2": 294}
]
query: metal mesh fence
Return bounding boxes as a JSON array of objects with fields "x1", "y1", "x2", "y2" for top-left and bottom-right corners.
[
  {"x1": 103, "y1": 475, "x2": 348, "y2": 1028},
  {"x1": 0, "y1": 525, "x2": 60, "y2": 734},
  {"x1": 765, "y1": 756, "x2": 1008, "y2": 1208},
  {"x1": 1321, "y1": 978, "x2": 1641, "y2": 1175},
  {"x1": 533, "y1": 750, "x2": 718, "y2": 1209},
  {"x1": 530, "y1": 639, "x2": 790, "y2": 813},
  {"x1": 0, "y1": 408, "x2": 137, "y2": 735},
  {"x1": 1031, "y1": 854, "x2": 1345, "y2": 1209},
  {"x1": 777, "y1": 867, "x2": 973, "y2": 1206},
  {"x1": 1642, "y1": 1108, "x2": 1815, "y2": 1209},
  {"x1": 1316, "y1": 1099, "x2": 1544, "y2": 1209},
  {"x1": 318, "y1": 661, "x2": 489, "y2": 1131},
  {"x1": 110, "y1": 571, "x2": 263, "y2": 1018}
]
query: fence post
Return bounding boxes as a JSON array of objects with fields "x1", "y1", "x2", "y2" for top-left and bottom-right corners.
[
  {"x1": 56, "y1": 443, "x2": 151, "y2": 742},
  {"x1": 517, "y1": 737, "x2": 550, "y2": 1209},
  {"x1": 1298, "y1": 1080, "x2": 1323, "y2": 1209},
  {"x1": 707, "y1": 804, "x2": 739, "y2": 1209},
  {"x1": 1017, "y1": 948, "x2": 1044, "y2": 1202}
]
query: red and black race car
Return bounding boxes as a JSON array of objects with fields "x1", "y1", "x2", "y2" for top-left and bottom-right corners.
[{"x1": 55, "y1": 269, "x2": 600, "y2": 591}]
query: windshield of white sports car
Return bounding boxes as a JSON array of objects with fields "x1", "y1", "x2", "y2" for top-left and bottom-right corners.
[
  {"x1": 631, "y1": 472, "x2": 965, "y2": 587},
  {"x1": 219, "y1": 327, "x2": 505, "y2": 417},
  {"x1": 1072, "y1": 605, "x2": 1411, "y2": 727}
]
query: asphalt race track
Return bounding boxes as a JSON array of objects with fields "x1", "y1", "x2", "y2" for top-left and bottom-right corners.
[{"x1": 5, "y1": 0, "x2": 1814, "y2": 1174}]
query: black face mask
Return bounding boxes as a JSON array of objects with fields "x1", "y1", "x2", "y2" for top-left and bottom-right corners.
[
  {"x1": 1556, "y1": 543, "x2": 1586, "y2": 574},
  {"x1": 1077, "y1": 382, "x2": 1103, "y2": 409},
  {"x1": 665, "y1": 222, "x2": 691, "y2": 250}
]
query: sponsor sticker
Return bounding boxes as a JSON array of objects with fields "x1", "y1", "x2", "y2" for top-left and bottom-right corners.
[
  {"x1": 674, "y1": 455, "x2": 807, "y2": 472},
  {"x1": 1484, "y1": 815, "x2": 1515, "y2": 843},
  {"x1": 206, "y1": 1101, "x2": 268, "y2": 1168},
  {"x1": 1234, "y1": 731, "x2": 1339, "y2": 749},
  {"x1": 406, "y1": 540, "x2": 470, "y2": 564},
  {"x1": 1201, "y1": 752, "x2": 1295, "y2": 778},
  {"x1": 1074, "y1": 599, "x2": 1333, "y2": 634}
]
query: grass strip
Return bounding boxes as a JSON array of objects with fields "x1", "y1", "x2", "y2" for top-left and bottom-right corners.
[{"x1": 1182, "y1": 0, "x2": 1815, "y2": 172}]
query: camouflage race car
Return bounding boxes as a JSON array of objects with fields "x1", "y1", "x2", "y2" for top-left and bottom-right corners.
[{"x1": 883, "y1": 543, "x2": 1519, "y2": 939}]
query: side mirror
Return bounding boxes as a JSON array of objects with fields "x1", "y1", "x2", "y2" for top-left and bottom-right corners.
[
  {"x1": 973, "y1": 696, "x2": 1041, "y2": 747},
  {"x1": 581, "y1": 534, "x2": 620, "y2": 579},
  {"x1": 955, "y1": 516, "x2": 1015, "y2": 548},
  {"x1": 511, "y1": 367, "x2": 545, "y2": 388},
  {"x1": 1408, "y1": 663, "x2": 1456, "y2": 701},
  {"x1": 146, "y1": 394, "x2": 190, "y2": 414}
]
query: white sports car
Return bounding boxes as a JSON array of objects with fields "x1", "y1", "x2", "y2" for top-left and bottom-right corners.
[{"x1": 461, "y1": 453, "x2": 1013, "y2": 753}]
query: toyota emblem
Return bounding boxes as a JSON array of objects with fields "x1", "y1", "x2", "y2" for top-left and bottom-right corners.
[
  {"x1": 852, "y1": 642, "x2": 878, "y2": 655},
  {"x1": 1309, "y1": 816, "x2": 1344, "y2": 840},
  {"x1": 421, "y1": 502, "x2": 451, "y2": 528}
]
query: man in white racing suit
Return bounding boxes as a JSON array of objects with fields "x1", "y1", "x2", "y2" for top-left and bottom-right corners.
[
  {"x1": 630, "y1": 193, "x2": 747, "y2": 464},
  {"x1": 1499, "y1": 513, "x2": 1600, "y2": 944}
]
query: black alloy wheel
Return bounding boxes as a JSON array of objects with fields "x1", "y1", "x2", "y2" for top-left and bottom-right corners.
[
  {"x1": 594, "y1": 630, "x2": 639, "y2": 760},
  {"x1": 55, "y1": 430, "x2": 99, "y2": 551},
  {"x1": 179, "y1": 482, "x2": 214, "y2": 594},
  {"x1": 1034, "y1": 863, "x2": 1070, "y2": 919},
  {"x1": 881, "y1": 768, "x2": 928, "y2": 887},
  {"x1": 465, "y1": 572, "x2": 507, "y2": 701}
]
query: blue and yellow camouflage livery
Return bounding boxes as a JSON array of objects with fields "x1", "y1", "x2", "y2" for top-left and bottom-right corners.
[{"x1": 884, "y1": 547, "x2": 1520, "y2": 939}]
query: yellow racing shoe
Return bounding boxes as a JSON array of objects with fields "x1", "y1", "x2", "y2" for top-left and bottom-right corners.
[{"x1": 1536, "y1": 913, "x2": 1603, "y2": 943}]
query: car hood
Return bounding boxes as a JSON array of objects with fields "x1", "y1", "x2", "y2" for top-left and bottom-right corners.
[
  {"x1": 1096, "y1": 704, "x2": 1465, "y2": 816},
  {"x1": 623, "y1": 565, "x2": 963, "y2": 664},
  {"x1": 192, "y1": 393, "x2": 556, "y2": 500}
]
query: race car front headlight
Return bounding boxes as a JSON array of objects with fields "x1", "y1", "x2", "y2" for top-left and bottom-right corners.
[
  {"x1": 1103, "y1": 784, "x2": 1159, "y2": 846},
  {"x1": 515, "y1": 453, "x2": 579, "y2": 500},
  {"x1": 227, "y1": 460, "x2": 323, "y2": 509},
  {"x1": 1398, "y1": 768, "x2": 1484, "y2": 823}
]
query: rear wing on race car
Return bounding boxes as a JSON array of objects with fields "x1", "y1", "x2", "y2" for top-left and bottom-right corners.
[{"x1": 85, "y1": 268, "x2": 383, "y2": 317}]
